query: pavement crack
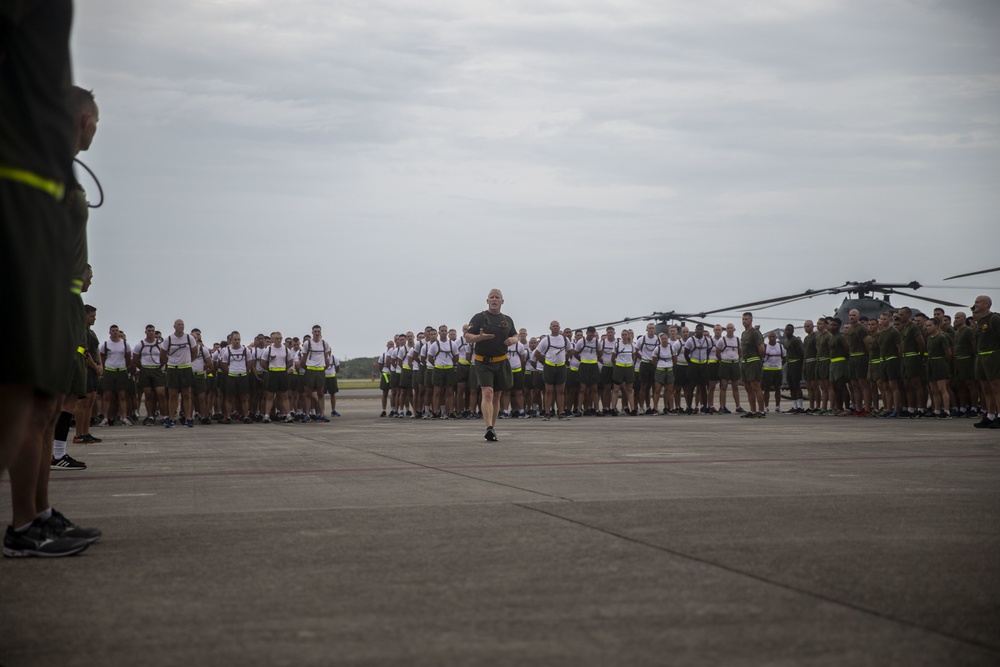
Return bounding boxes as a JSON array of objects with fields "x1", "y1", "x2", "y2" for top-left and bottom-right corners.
[{"x1": 515, "y1": 503, "x2": 1000, "y2": 655}]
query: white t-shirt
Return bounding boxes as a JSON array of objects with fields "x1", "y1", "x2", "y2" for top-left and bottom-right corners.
[
  {"x1": 325, "y1": 354, "x2": 340, "y2": 378},
  {"x1": 535, "y1": 334, "x2": 569, "y2": 365},
  {"x1": 575, "y1": 336, "x2": 600, "y2": 363},
  {"x1": 763, "y1": 342, "x2": 785, "y2": 370},
  {"x1": 717, "y1": 335, "x2": 740, "y2": 361},
  {"x1": 636, "y1": 334, "x2": 660, "y2": 362},
  {"x1": 301, "y1": 338, "x2": 330, "y2": 370},
  {"x1": 507, "y1": 341, "x2": 526, "y2": 370},
  {"x1": 134, "y1": 338, "x2": 162, "y2": 368},
  {"x1": 263, "y1": 345, "x2": 292, "y2": 371},
  {"x1": 654, "y1": 343, "x2": 674, "y2": 369},
  {"x1": 613, "y1": 340, "x2": 636, "y2": 366},
  {"x1": 161, "y1": 333, "x2": 195, "y2": 367},
  {"x1": 598, "y1": 338, "x2": 616, "y2": 366},
  {"x1": 684, "y1": 335, "x2": 714, "y2": 363},
  {"x1": 191, "y1": 344, "x2": 212, "y2": 373},
  {"x1": 428, "y1": 340, "x2": 457, "y2": 368},
  {"x1": 100, "y1": 338, "x2": 130, "y2": 370},
  {"x1": 220, "y1": 346, "x2": 250, "y2": 374}
]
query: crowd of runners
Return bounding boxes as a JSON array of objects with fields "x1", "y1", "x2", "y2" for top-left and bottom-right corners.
[
  {"x1": 374, "y1": 299, "x2": 1000, "y2": 429},
  {"x1": 69, "y1": 321, "x2": 345, "y2": 448}
]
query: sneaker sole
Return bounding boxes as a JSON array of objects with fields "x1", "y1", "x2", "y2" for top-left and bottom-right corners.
[{"x1": 3, "y1": 543, "x2": 90, "y2": 558}]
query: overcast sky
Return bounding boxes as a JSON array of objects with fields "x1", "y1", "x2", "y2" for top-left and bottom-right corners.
[{"x1": 73, "y1": 0, "x2": 999, "y2": 357}]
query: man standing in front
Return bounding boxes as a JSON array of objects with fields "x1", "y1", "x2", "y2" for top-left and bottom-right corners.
[
  {"x1": 972, "y1": 295, "x2": 1000, "y2": 429},
  {"x1": 740, "y1": 312, "x2": 766, "y2": 418},
  {"x1": 465, "y1": 289, "x2": 518, "y2": 442}
]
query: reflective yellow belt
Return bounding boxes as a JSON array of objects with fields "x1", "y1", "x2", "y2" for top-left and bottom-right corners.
[
  {"x1": 0, "y1": 164, "x2": 65, "y2": 200},
  {"x1": 830, "y1": 357, "x2": 846, "y2": 363},
  {"x1": 474, "y1": 354, "x2": 507, "y2": 363},
  {"x1": 615, "y1": 362, "x2": 632, "y2": 367},
  {"x1": 76, "y1": 346, "x2": 86, "y2": 356},
  {"x1": 70, "y1": 278, "x2": 83, "y2": 296},
  {"x1": 167, "y1": 364, "x2": 192, "y2": 369},
  {"x1": 804, "y1": 357, "x2": 817, "y2": 362},
  {"x1": 956, "y1": 355, "x2": 971, "y2": 359},
  {"x1": 708, "y1": 359, "x2": 718, "y2": 364},
  {"x1": 458, "y1": 360, "x2": 472, "y2": 366},
  {"x1": 306, "y1": 365, "x2": 325, "y2": 371},
  {"x1": 544, "y1": 360, "x2": 565, "y2": 367},
  {"x1": 512, "y1": 367, "x2": 522, "y2": 373},
  {"x1": 743, "y1": 357, "x2": 760, "y2": 363},
  {"x1": 903, "y1": 352, "x2": 920, "y2": 357},
  {"x1": 870, "y1": 359, "x2": 882, "y2": 365},
  {"x1": 689, "y1": 359, "x2": 707, "y2": 364},
  {"x1": 434, "y1": 365, "x2": 454, "y2": 370},
  {"x1": 402, "y1": 365, "x2": 411, "y2": 370},
  {"x1": 787, "y1": 359, "x2": 801, "y2": 363},
  {"x1": 580, "y1": 359, "x2": 598, "y2": 364},
  {"x1": 569, "y1": 367, "x2": 579, "y2": 372},
  {"x1": 818, "y1": 356, "x2": 829, "y2": 361},
  {"x1": 979, "y1": 350, "x2": 995, "y2": 356},
  {"x1": 929, "y1": 356, "x2": 945, "y2": 360},
  {"x1": 764, "y1": 366, "x2": 782, "y2": 371},
  {"x1": 230, "y1": 372, "x2": 247, "y2": 377},
  {"x1": 850, "y1": 352, "x2": 866, "y2": 357},
  {"x1": 194, "y1": 371, "x2": 206, "y2": 376},
  {"x1": 106, "y1": 367, "x2": 127, "y2": 372},
  {"x1": 268, "y1": 367, "x2": 286, "y2": 372},
  {"x1": 883, "y1": 356, "x2": 898, "y2": 361}
]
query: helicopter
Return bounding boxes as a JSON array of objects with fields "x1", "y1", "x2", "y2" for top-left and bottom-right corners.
[{"x1": 582, "y1": 279, "x2": 977, "y2": 335}]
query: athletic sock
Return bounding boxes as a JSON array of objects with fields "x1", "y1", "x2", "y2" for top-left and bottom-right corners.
[
  {"x1": 53, "y1": 440, "x2": 67, "y2": 459},
  {"x1": 36, "y1": 508, "x2": 52, "y2": 522},
  {"x1": 54, "y1": 410, "x2": 72, "y2": 443}
]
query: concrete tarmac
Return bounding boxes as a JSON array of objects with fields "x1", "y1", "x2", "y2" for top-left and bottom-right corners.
[{"x1": 2, "y1": 396, "x2": 998, "y2": 666}]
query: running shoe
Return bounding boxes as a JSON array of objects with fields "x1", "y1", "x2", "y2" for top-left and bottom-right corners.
[
  {"x1": 735, "y1": 407, "x2": 746, "y2": 414},
  {"x1": 41, "y1": 508, "x2": 101, "y2": 544},
  {"x1": 185, "y1": 419, "x2": 194, "y2": 428},
  {"x1": 3, "y1": 522, "x2": 90, "y2": 558},
  {"x1": 484, "y1": 427, "x2": 498, "y2": 442},
  {"x1": 50, "y1": 455, "x2": 86, "y2": 470},
  {"x1": 164, "y1": 418, "x2": 175, "y2": 428}
]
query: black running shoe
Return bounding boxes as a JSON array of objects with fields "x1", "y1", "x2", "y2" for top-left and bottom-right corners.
[
  {"x1": 42, "y1": 509, "x2": 102, "y2": 544},
  {"x1": 974, "y1": 416, "x2": 993, "y2": 429},
  {"x1": 51, "y1": 455, "x2": 86, "y2": 471},
  {"x1": 3, "y1": 521, "x2": 90, "y2": 558},
  {"x1": 485, "y1": 427, "x2": 498, "y2": 442}
]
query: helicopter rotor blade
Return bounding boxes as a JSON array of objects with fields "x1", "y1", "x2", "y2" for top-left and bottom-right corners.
[
  {"x1": 943, "y1": 267, "x2": 1000, "y2": 281},
  {"x1": 884, "y1": 289, "x2": 966, "y2": 309},
  {"x1": 699, "y1": 287, "x2": 841, "y2": 316}
]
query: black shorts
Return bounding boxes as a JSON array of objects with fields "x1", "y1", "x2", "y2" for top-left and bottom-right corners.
[
  {"x1": 325, "y1": 376, "x2": 339, "y2": 394},
  {"x1": 265, "y1": 371, "x2": 289, "y2": 393},
  {"x1": 687, "y1": 363, "x2": 708, "y2": 386}
]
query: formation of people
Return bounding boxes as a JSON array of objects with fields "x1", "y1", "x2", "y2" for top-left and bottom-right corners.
[
  {"x1": 375, "y1": 297, "x2": 1000, "y2": 435},
  {"x1": 80, "y1": 323, "x2": 345, "y2": 436}
]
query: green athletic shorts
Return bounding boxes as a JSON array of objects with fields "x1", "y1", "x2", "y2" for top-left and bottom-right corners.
[
  {"x1": 193, "y1": 372, "x2": 208, "y2": 395},
  {"x1": 577, "y1": 363, "x2": 599, "y2": 385},
  {"x1": 638, "y1": 361, "x2": 655, "y2": 384},
  {"x1": 217, "y1": 371, "x2": 229, "y2": 395},
  {"x1": 741, "y1": 359, "x2": 763, "y2": 384},
  {"x1": 848, "y1": 356, "x2": 868, "y2": 381},
  {"x1": 138, "y1": 366, "x2": 166, "y2": 390},
  {"x1": 654, "y1": 367, "x2": 674, "y2": 385},
  {"x1": 457, "y1": 363, "x2": 471, "y2": 384},
  {"x1": 816, "y1": 359, "x2": 830, "y2": 382},
  {"x1": 785, "y1": 360, "x2": 802, "y2": 387},
  {"x1": 762, "y1": 368, "x2": 783, "y2": 389},
  {"x1": 102, "y1": 368, "x2": 131, "y2": 394},
  {"x1": 301, "y1": 369, "x2": 324, "y2": 390},
  {"x1": 166, "y1": 366, "x2": 194, "y2": 390},
  {"x1": 325, "y1": 376, "x2": 339, "y2": 394},
  {"x1": 379, "y1": 372, "x2": 390, "y2": 392},
  {"x1": 510, "y1": 368, "x2": 524, "y2": 390},
  {"x1": 954, "y1": 356, "x2": 974, "y2": 382},
  {"x1": 901, "y1": 355, "x2": 922, "y2": 380},
  {"x1": 803, "y1": 359, "x2": 817, "y2": 382},
  {"x1": 975, "y1": 351, "x2": 999, "y2": 381},
  {"x1": 867, "y1": 359, "x2": 881, "y2": 383},
  {"x1": 880, "y1": 358, "x2": 901, "y2": 382},
  {"x1": 718, "y1": 360, "x2": 740, "y2": 382},
  {"x1": 927, "y1": 358, "x2": 951, "y2": 382},
  {"x1": 674, "y1": 364, "x2": 688, "y2": 387},
  {"x1": 542, "y1": 363, "x2": 568, "y2": 386},
  {"x1": 227, "y1": 373, "x2": 250, "y2": 395},
  {"x1": 687, "y1": 363, "x2": 708, "y2": 386},
  {"x1": 599, "y1": 365, "x2": 614, "y2": 387},
  {"x1": 473, "y1": 359, "x2": 513, "y2": 392},
  {"x1": 612, "y1": 364, "x2": 634, "y2": 385},
  {"x1": 265, "y1": 370, "x2": 289, "y2": 393},
  {"x1": 532, "y1": 370, "x2": 545, "y2": 391},
  {"x1": 432, "y1": 367, "x2": 457, "y2": 387},
  {"x1": 707, "y1": 361, "x2": 719, "y2": 382},
  {"x1": 829, "y1": 360, "x2": 848, "y2": 383},
  {"x1": 400, "y1": 368, "x2": 413, "y2": 389},
  {"x1": 566, "y1": 368, "x2": 580, "y2": 389}
]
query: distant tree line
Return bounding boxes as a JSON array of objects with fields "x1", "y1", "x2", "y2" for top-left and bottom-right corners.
[{"x1": 339, "y1": 357, "x2": 376, "y2": 379}]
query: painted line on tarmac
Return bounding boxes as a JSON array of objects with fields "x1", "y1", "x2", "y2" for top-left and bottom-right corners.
[{"x1": 36, "y1": 453, "x2": 1000, "y2": 483}]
